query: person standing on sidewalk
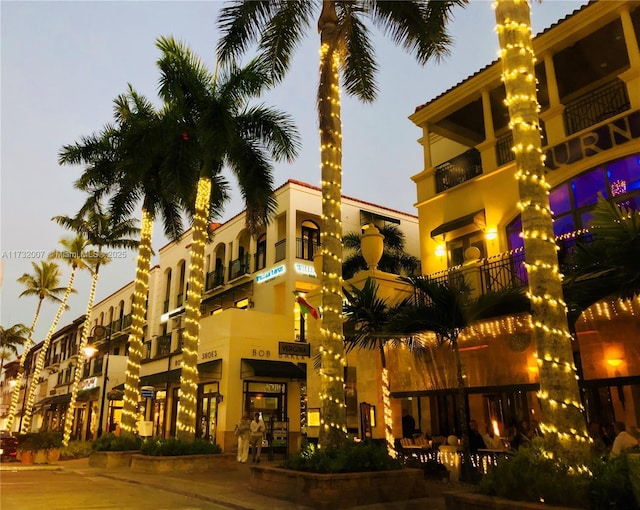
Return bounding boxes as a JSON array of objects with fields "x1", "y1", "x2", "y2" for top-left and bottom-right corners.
[
  {"x1": 235, "y1": 413, "x2": 252, "y2": 463},
  {"x1": 250, "y1": 412, "x2": 265, "y2": 463}
]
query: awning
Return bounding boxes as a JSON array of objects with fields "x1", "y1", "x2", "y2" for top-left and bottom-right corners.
[
  {"x1": 430, "y1": 210, "x2": 485, "y2": 238},
  {"x1": 240, "y1": 359, "x2": 307, "y2": 380},
  {"x1": 77, "y1": 387, "x2": 100, "y2": 402},
  {"x1": 112, "y1": 359, "x2": 222, "y2": 390}
]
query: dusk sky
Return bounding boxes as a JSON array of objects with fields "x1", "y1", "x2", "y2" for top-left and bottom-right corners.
[{"x1": 1, "y1": 1, "x2": 586, "y2": 345}]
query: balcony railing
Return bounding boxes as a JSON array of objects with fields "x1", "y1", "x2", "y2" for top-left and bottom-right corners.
[
  {"x1": 205, "y1": 267, "x2": 225, "y2": 291},
  {"x1": 156, "y1": 334, "x2": 171, "y2": 358},
  {"x1": 229, "y1": 254, "x2": 251, "y2": 280},
  {"x1": 254, "y1": 250, "x2": 267, "y2": 271},
  {"x1": 496, "y1": 132, "x2": 514, "y2": 167},
  {"x1": 435, "y1": 148, "x2": 482, "y2": 193},
  {"x1": 121, "y1": 313, "x2": 132, "y2": 329},
  {"x1": 275, "y1": 239, "x2": 286, "y2": 262},
  {"x1": 296, "y1": 238, "x2": 320, "y2": 261},
  {"x1": 564, "y1": 79, "x2": 630, "y2": 136}
]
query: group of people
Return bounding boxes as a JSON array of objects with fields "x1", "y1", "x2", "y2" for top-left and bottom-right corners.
[
  {"x1": 234, "y1": 412, "x2": 266, "y2": 463},
  {"x1": 589, "y1": 420, "x2": 639, "y2": 458}
]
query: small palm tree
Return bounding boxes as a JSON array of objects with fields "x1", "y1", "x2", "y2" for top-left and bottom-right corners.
[
  {"x1": 55, "y1": 197, "x2": 139, "y2": 445},
  {"x1": 390, "y1": 276, "x2": 529, "y2": 479},
  {"x1": 343, "y1": 224, "x2": 420, "y2": 280},
  {"x1": 343, "y1": 278, "x2": 409, "y2": 457},
  {"x1": 0, "y1": 323, "x2": 28, "y2": 374},
  {"x1": 217, "y1": 0, "x2": 463, "y2": 448},
  {"x1": 155, "y1": 37, "x2": 300, "y2": 439},
  {"x1": 6, "y1": 261, "x2": 67, "y2": 431},
  {"x1": 20, "y1": 235, "x2": 90, "y2": 432}
]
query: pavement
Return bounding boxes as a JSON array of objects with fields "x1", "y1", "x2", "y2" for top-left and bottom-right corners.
[{"x1": 0, "y1": 456, "x2": 457, "y2": 509}]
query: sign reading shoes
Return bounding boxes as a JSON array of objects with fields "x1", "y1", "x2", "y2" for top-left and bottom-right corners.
[
  {"x1": 256, "y1": 264, "x2": 285, "y2": 283},
  {"x1": 278, "y1": 342, "x2": 310, "y2": 357}
]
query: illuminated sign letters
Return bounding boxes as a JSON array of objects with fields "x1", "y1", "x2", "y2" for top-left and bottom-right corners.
[{"x1": 256, "y1": 264, "x2": 285, "y2": 283}]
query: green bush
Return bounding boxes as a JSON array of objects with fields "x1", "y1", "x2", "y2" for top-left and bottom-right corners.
[
  {"x1": 282, "y1": 441, "x2": 402, "y2": 474},
  {"x1": 18, "y1": 431, "x2": 63, "y2": 451},
  {"x1": 140, "y1": 437, "x2": 221, "y2": 456},
  {"x1": 589, "y1": 454, "x2": 638, "y2": 510},
  {"x1": 479, "y1": 440, "x2": 590, "y2": 508},
  {"x1": 60, "y1": 440, "x2": 93, "y2": 459},
  {"x1": 91, "y1": 433, "x2": 142, "y2": 452}
]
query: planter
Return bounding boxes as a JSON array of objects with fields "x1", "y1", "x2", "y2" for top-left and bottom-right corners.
[
  {"x1": 47, "y1": 448, "x2": 61, "y2": 463},
  {"x1": 89, "y1": 450, "x2": 141, "y2": 469},
  {"x1": 33, "y1": 449, "x2": 48, "y2": 464},
  {"x1": 19, "y1": 450, "x2": 34, "y2": 465},
  {"x1": 444, "y1": 491, "x2": 584, "y2": 510},
  {"x1": 250, "y1": 466, "x2": 427, "y2": 509},
  {"x1": 130, "y1": 453, "x2": 236, "y2": 474}
]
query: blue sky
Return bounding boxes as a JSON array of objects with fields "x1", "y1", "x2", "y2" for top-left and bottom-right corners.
[{"x1": 1, "y1": 0, "x2": 586, "y2": 345}]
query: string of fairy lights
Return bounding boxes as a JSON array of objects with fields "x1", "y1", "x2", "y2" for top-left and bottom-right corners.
[
  {"x1": 120, "y1": 209, "x2": 152, "y2": 434},
  {"x1": 494, "y1": 0, "x2": 590, "y2": 454},
  {"x1": 62, "y1": 271, "x2": 99, "y2": 446},
  {"x1": 176, "y1": 177, "x2": 211, "y2": 438},
  {"x1": 20, "y1": 270, "x2": 77, "y2": 433},
  {"x1": 317, "y1": 42, "x2": 348, "y2": 440},
  {"x1": 381, "y1": 368, "x2": 397, "y2": 458}
]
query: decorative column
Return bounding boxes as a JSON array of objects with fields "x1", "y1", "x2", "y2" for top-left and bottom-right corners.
[
  {"x1": 478, "y1": 89, "x2": 498, "y2": 171},
  {"x1": 619, "y1": 5, "x2": 640, "y2": 109},
  {"x1": 539, "y1": 54, "x2": 566, "y2": 143}
]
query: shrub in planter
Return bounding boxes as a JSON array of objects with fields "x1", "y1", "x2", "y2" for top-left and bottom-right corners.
[
  {"x1": 140, "y1": 437, "x2": 221, "y2": 456},
  {"x1": 589, "y1": 454, "x2": 638, "y2": 510},
  {"x1": 479, "y1": 440, "x2": 590, "y2": 508},
  {"x1": 18, "y1": 431, "x2": 63, "y2": 451},
  {"x1": 282, "y1": 441, "x2": 402, "y2": 473},
  {"x1": 91, "y1": 433, "x2": 142, "y2": 452},
  {"x1": 60, "y1": 440, "x2": 93, "y2": 459}
]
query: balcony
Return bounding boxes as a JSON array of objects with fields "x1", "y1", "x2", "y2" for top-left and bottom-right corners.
[
  {"x1": 254, "y1": 250, "x2": 267, "y2": 271},
  {"x1": 435, "y1": 148, "x2": 482, "y2": 193},
  {"x1": 296, "y1": 238, "x2": 320, "y2": 261},
  {"x1": 206, "y1": 267, "x2": 225, "y2": 291},
  {"x1": 564, "y1": 79, "x2": 630, "y2": 136},
  {"x1": 156, "y1": 334, "x2": 171, "y2": 358},
  {"x1": 121, "y1": 313, "x2": 132, "y2": 329},
  {"x1": 229, "y1": 254, "x2": 251, "y2": 280}
]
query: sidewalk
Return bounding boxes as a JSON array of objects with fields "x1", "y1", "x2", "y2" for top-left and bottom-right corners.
[{"x1": 2, "y1": 457, "x2": 452, "y2": 509}]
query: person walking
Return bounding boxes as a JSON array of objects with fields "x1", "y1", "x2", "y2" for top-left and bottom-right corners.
[
  {"x1": 235, "y1": 413, "x2": 251, "y2": 463},
  {"x1": 250, "y1": 412, "x2": 266, "y2": 463}
]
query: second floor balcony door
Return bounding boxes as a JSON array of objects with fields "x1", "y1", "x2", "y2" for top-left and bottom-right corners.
[{"x1": 300, "y1": 222, "x2": 320, "y2": 261}]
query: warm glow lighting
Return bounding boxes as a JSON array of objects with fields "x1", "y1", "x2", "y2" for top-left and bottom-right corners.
[
  {"x1": 435, "y1": 244, "x2": 446, "y2": 257},
  {"x1": 606, "y1": 358, "x2": 623, "y2": 368},
  {"x1": 485, "y1": 228, "x2": 498, "y2": 241},
  {"x1": 84, "y1": 345, "x2": 98, "y2": 358}
]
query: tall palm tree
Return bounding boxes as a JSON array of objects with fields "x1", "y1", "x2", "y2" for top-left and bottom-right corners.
[
  {"x1": 217, "y1": 0, "x2": 464, "y2": 448},
  {"x1": 389, "y1": 276, "x2": 529, "y2": 478},
  {"x1": 54, "y1": 198, "x2": 139, "y2": 445},
  {"x1": 155, "y1": 37, "x2": 300, "y2": 439},
  {"x1": 20, "y1": 235, "x2": 89, "y2": 432},
  {"x1": 0, "y1": 323, "x2": 28, "y2": 374},
  {"x1": 61, "y1": 87, "x2": 211, "y2": 436},
  {"x1": 343, "y1": 278, "x2": 409, "y2": 457},
  {"x1": 343, "y1": 224, "x2": 420, "y2": 279},
  {"x1": 6, "y1": 261, "x2": 67, "y2": 432},
  {"x1": 494, "y1": 0, "x2": 589, "y2": 463}
]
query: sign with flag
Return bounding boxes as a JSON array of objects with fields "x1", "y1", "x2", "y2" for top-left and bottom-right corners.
[{"x1": 294, "y1": 291, "x2": 319, "y2": 320}]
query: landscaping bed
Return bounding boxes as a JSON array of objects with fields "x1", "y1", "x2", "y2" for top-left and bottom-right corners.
[{"x1": 130, "y1": 452, "x2": 236, "y2": 474}]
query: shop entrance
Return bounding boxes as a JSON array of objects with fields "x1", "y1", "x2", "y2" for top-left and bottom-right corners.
[
  {"x1": 197, "y1": 382, "x2": 220, "y2": 442},
  {"x1": 243, "y1": 381, "x2": 287, "y2": 421}
]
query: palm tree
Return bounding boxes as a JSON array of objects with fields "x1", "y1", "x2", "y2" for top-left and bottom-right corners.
[
  {"x1": 343, "y1": 278, "x2": 409, "y2": 457},
  {"x1": 155, "y1": 37, "x2": 300, "y2": 439},
  {"x1": 389, "y1": 276, "x2": 529, "y2": 478},
  {"x1": 20, "y1": 235, "x2": 89, "y2": 432},
  {"x1": 6, "y1": 261, "x2": 67, "y2": 432},
  {"x1": 343, "y1": 224, "x2": 420, "y2": 279},
  {"x1": 61, "y1": 87, "x2": 207, "y2": 436},
  {"x1": 54, "y1": 198, "x2": 139, "y2": 445},
  {"x1": 0, "y1": 323, "x2": 28, "y2": 374},
  {"x1": 494, "y1": 0, "x2": 589, "y2": 463},
  {"x1": 217, "y1": 0, "x2": 463, "y2": 448}
]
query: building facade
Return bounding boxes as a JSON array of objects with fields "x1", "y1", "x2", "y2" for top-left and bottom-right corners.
[{"x1": 400, "y1": 0, "x2": 640, "y2": 439}]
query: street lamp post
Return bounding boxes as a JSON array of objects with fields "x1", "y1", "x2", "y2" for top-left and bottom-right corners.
[{"x1": 87, "y1": 325, "x2": 112, "y2": 438}]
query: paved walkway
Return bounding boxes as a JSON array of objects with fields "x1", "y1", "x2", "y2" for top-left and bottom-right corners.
[{"x1": 1, "y1": 457, "x2": 455, "y2": 509}]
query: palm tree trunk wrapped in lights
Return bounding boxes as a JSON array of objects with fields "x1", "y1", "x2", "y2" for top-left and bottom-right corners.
[
  {"x1": 317, "y1": 3, "x2": 347, "y2": 448},
  {"x1": 120, "y1": 209, "x2": 153, "y2": 434},
  {"x1": 62, "y1": 270, "x2": 99, "y2": 446},
  {"x1": 176, "y1": 177, "x2": 212, "y2": 439},
  {"x1": 494, "y1": 0, "x2": 588, "y2": 463}
]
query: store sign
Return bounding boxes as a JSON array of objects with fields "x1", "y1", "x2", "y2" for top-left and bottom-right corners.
[
  {"x1": 256, "y1": 264, "x2": 285, "y2": 283},
  {"x1": 279, "y1": 342, "x2": 310, "y2": 358},
  {"x1": 294, "y1": 263, "x2": 316, "y2": 277},
  {"x1": 141, "y1": 386, "x2": 155, "y2": 399},
  {"x1": 80, "y1": 377, "x2": 98, "y2": 390},
  {"x1": 545, "y1": 110, "x2": 640, "y2": 170}
]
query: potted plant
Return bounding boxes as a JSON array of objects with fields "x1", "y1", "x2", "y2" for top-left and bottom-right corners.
[{"x1": 17, "y1": 431, "x2": 63, "y2": 464}]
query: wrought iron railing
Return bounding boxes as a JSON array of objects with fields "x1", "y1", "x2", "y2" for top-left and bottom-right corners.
[
  {"x1": 564, "y1": 79, "x2": 630, "y2": 135},
  {"x1": 435, "y1": 148, "x2": 483, "y2": 193},
  {"x1": 496, "y1": 132, "x2": 514, "y2": 167},
  {"x1": 205, "y1": 267, "x2": 225, "y2": 291},
  {"x1": 156, "y1": 334, "x2": 171, "y2": 358},
  {"x1": 296, "y1": 238, "x2": 320, "y2": 260},
  {"x1": 229, "y1": 254, "x2": 251, "y2": 280}
]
